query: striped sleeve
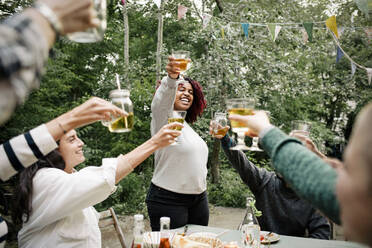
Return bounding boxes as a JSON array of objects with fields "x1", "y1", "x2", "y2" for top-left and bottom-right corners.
[
  {"x1": 0, "y1": 216, "x2": 7, "y2": 247},
  {"x1": 0, "y1": 13, "x2": 49, "y2": 103},
  {"x1": 0, "y1": 124, "x2": 58, "y2": 181}
]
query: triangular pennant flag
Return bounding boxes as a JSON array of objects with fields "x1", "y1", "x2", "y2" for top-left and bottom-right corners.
[
  {"x1": 367, "y1": 68, "x2": 372, "y2": 85},
  {"x1": 203, "y1": 14, "x2": 212, "y2": 28},
  {"x1": 351, "y1": 62, "x2": 357, "y2": 77},
  {"x1": 178, "y1": 5, "x2": 188, "y2": 20},
  {"x1": 274, "y1": 25, "x2": 282, "y2": 41},
  {"x1": 221, "y1": 28, "x2": 225, "y2": 39},
  {"x1": 365, "y1": 27, "x2": 372, "y2": 43},
  {"x1": 326, "y1": 16, "x2": 339, "y2": 38},
  {"x1": 336, "y1": 46, "x2": 344, "y2": 63},
  {"x1": 302, "y1": 28, "x2": 309, "y2": 44},
  {"x1": 267, "y1": 24, "x2": 281, "y2": 41},
  {"x1": 303, "y1": 22, "x2": 313, "y2": 42},
  {"x1": 241, "y1": 23, "x2": 250, "y2": 38},
  {"x1": 153, "y1": 0, "x2": 161, "y2": 8}
]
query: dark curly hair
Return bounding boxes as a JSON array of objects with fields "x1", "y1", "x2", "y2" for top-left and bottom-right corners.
[
  {"x1": 12, "y1": 149, "x2": 65, "y2": 224},
  {"x1": 183, "y1": 77, "x2": 207, "y2": 124}
]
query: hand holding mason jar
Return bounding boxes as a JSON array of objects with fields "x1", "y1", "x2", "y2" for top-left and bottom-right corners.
[{"x1": 101, "y1": 89, "x2": 134, "y2": 133}]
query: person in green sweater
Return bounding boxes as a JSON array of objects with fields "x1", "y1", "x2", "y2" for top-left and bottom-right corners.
[{"x1": 228, "y1": 103, "x2": 372, "y2": 247}]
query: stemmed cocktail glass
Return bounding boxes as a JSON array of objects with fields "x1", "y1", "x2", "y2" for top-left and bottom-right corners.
[{"x1": 226, "y1": 98, "x2": 255, "y2": 150}]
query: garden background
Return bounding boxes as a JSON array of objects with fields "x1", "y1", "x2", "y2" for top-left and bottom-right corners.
[{"x1": 0, "y1": 0, "x2": 371, "y2": 243}]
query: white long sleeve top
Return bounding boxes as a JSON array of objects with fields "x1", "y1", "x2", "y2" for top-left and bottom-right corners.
[
  {"x1": 18, "y1": 158, "x2": 118, "y2": 248},
  {"x1": 151, "y1": 76, "x2": 208, "y2": 194}
]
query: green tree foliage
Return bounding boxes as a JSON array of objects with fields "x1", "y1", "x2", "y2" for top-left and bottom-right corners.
[{"x1": 0, "y1": 0, "x2": 371, "y2": 243}]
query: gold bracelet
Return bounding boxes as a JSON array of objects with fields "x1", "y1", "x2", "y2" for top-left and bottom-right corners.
[{"x1": 57, "y1": 121, "x2": 67, "y2": 134}]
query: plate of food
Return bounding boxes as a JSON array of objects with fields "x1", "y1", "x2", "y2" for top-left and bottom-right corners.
[
  {"x1": 181, "y1": 232, "x2": 224, "y2": 248},
  {"x1": 260, "y1": 231, "x2": 280, "y2": 244}
]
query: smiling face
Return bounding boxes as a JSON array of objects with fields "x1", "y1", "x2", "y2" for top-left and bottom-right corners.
[
  {"x1": 336, "y1": 107, "x2": 372, "y2": 246},
  {"x1": 174, "y1": 82, "x2": 194, "y2": 111},
  {"x1": 58, "y1": 129, "x2": 85, "y2": 173}
]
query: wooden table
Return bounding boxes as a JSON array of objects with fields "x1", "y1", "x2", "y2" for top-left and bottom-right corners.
[{"x1": 172, "y1": 224, "x2": 367, "y2": 248}]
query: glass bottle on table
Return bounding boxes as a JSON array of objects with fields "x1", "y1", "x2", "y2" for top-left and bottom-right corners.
[
  {"x1": 240, "y1": 197, "x2": 260, "y2": 248},
  {"x1": 159, "y1": 217, "x2": 171, "y2": 248},
  {"x1": 131, "y1": 214, "x2": 144, "y2": 248}
]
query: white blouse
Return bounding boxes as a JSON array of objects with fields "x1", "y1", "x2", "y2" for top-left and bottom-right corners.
[{"x1": 18, "y1": 158, "x2": 117, "y2": 248}]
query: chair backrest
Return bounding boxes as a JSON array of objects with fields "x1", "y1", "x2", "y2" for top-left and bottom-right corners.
[{"x1": 99, "y1": 207, "x2": 127, "y2": 248}]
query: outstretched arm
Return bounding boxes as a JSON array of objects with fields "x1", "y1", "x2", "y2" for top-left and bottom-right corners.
[
  {"x1": 0, "y1": 97, "x2": 125, "y2": 181},
  {"x1": 115, "y1": 122, "x2": 182, "y2": 183}
]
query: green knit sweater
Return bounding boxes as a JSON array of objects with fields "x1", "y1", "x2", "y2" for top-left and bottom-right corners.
[{"x1": 261, "y1": 127, "x2": 341, "y2": 224}]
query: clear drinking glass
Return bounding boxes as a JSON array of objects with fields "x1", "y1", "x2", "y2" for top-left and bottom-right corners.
[
  {"x1": 171, "y1": 50, "x2": 191, "y2": 79},
  {"x1": 211, "y1": 112, "x2": 229, "y2": 137},
  {"x1": 168, "y1": 110, "x2": 187, "y2": 145},
  {"x1": 67, "y1": 0, "x2": 107, "y2": 43},
  {"x1": 226, "y1": 98, "x2": 255, "y2": 150},
  {"x1": 291, "y1": 120, "x2": 311, "y2": 137}
]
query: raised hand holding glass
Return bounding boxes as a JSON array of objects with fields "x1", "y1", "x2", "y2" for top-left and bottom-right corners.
[{"x1": 226, "y1": 98, "x2": 255, "y2": 150}]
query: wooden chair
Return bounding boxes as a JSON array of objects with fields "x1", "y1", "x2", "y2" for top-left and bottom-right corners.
[{"x1": 99, "y1": 207, "x2": 127, "y2": 248}]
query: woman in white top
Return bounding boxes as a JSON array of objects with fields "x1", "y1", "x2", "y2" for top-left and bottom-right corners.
[
  {"x1": 14, "y1": 121, "x2": 182, "y2": 247},
  {"x1": 146, "y1": 57, "x2": 209, "y2": 231}
]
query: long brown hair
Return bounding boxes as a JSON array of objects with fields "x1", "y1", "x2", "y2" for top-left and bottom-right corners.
[{"x1": 13, "y1": 149, "x2": 65, "y2": 224}]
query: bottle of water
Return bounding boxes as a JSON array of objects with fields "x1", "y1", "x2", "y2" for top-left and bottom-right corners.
[
  {"x1": 240, "y1": 197, "x2": 261, "y2": 248},
  {"x1": 239, "y1": 197, "x2": 259, "y2": 230},
  {"x1": 131, "y1": 214, "x2": 144, "y2": 248}
]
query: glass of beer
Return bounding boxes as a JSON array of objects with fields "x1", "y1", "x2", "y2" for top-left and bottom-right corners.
[
  {"x1": 67, "y1": 0, "x2": 107, "y2": 43},
  {"x1": 211, "y1": 112, "x2": 229, "y2": 137},
  {"x1": 168, "y1": 110, "x2": 187, "y2": 145},
  {"x1": 291, "y1": 120, "x2": 311, "y2": 137},
  {"x1": 171, "y1": 50, "x2": 191, "y2": 78},
  {"x1": 226, "y1": 98, "x2": 255, "y2": 150}
]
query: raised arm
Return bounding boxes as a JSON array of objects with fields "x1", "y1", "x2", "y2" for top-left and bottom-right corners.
[
  {"x1": 220, "y1": 134, "x2": 272, "y2": 195},
  {"x1": 151, "y1": 57, "x2": 181, "y2": 134},
  {"x1": 0, "y1": 0, "x2": 97, "y2": 124},
  {"x1": 0, "y1": 97, "x2": 125, "y2": 181},
  {"x1": 229, "y1": 112, "x2": 340, "y2": 224}
]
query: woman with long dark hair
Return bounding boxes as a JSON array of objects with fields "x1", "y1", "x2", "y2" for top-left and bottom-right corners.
[
  {"x1": 146, "y1": 57, "x2": 208, "y2": 231},
  {"x1": 14, "y1": 123, "x2": 182, "y2": 247}
]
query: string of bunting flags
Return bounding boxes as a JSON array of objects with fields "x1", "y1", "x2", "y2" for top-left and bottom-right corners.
[
  {"x1": 201, "y1": 13, "x2": 372, "y2": 84},
  {"x1": 126, "y1": 0, "x2": 372, "y2": 84}
]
